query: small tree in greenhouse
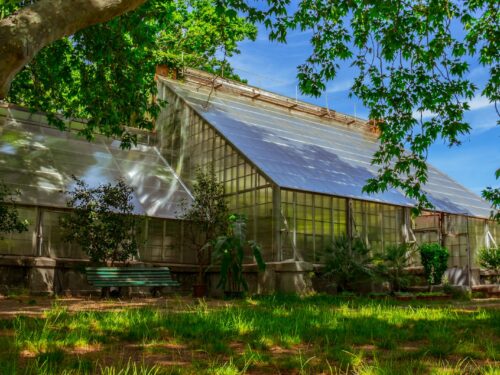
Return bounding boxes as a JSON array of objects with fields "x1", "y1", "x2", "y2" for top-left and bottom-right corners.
[
  {"x1": 0, "y1": 181, "x2": 28, "y2": 238},
  {"x1": 61, "y1": 176, "x2": 139, "y2": 265},
  {"x1": 179, "y1": 167, "x2": 228, "y2": 286}
]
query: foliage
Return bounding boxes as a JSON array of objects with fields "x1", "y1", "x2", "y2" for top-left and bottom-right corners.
[
  {"x1": 180, "y1": 167, "x2": 229, "y2": 283},
  {"x1": 3, "y1": 1, "x2": 498, "y2": 210},
  {"x1": 477, "y1": 246, "x2": 500, "y2": 283},
  {"x1": 0, "y1": 181, "x2": 28, "y2": 238},
  {"x1": 255, "y1": 0, "x2": 499, "y2": 213},
  {"x1": 61, "y1": 176, "x2": 139, "y2": 265},
  {"x1": 419, "y1": 243, "x2": 449, "y2": 286},
  {"x1": 212, "y1": 214, "x2": 265, "y2": 293},
  {"x1": 323, "y1": 236, "x2": 372, "y2": 292},
  {"x1": 374, "y1": 243, "x2": 416, "y2": 292},
  {"x1": 2, "y1": 0, "x2": 256, "y2": 148},
  {"x1": 481, "y1": 168, "x2": 500, "y2": 223}
]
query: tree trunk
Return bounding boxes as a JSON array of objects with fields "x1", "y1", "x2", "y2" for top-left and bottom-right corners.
[{"x1": 0, "y1": 0, "x2": 146, "y2": 99}]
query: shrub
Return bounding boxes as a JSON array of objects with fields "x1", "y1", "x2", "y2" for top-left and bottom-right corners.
[
  {"x1": 61, "y1": 177, "x2": 139, "y2": 265},
  {"x1": 323, "y1": 236, "x2": 372, "y2": 292},
  {"x1": 477, "y1": 246, "x2": 500, "y2": 284},
  {"x1": 374, "y1": 243, "x2": 416, "y2": 292},
  {"x1": 0, "y1": 181, "x2": 28, "y2": 238},
  {"x1": 419, "y1": 243, "x2": 449, "y2": 286}
]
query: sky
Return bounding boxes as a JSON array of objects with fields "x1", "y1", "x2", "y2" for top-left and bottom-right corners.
[{"x1": 227, "y1": 25, "x2": 500, "y2": 196}]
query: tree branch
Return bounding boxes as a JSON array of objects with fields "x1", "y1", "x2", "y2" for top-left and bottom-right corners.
[{"x1": 0, "y1": 0, "x2": 146, "y2": 99}]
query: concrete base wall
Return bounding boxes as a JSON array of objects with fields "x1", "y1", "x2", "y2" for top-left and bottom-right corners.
[
  {"x1": 0, "y1": 256, "x2": 317, "y2": 297},
  {"x1": 206, "y1": 260, "x2": 314, "y2": 297},
  {"x1": 0, "y1": 255, "x2": 496, "y2": 296},
  {"x1": 0, "y1": 255, "x2": 199, "y2": 296}
]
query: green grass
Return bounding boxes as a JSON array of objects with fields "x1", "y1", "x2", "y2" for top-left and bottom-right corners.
[{"x1": 0, "y1": 295, "x2": 499, "y2": 374}]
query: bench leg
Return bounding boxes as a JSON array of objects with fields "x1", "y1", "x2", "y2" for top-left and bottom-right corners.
[
  {"x1": 150, "y1": 286, "x2": 162, "y2": 298},
  {"x1": 120, "y1": 286, "x2": 132, "y2": 298},
  {"x1": 101, "y1": 287, "x2": 110, "y2": 299}
]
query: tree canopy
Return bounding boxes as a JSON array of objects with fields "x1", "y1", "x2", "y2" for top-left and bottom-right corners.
[
  {"x1": 61, "y1": 177, "x2": 139, "y2": 264},
  {"x1": 0, "y1": 0, "x2": 498, "y2": 215},
  {"x1": 1, "y1": 0, "x2": 256, "y2": 147},
  {"x1": 257, "y1": 0, "x2": 499, "y2": 213}
]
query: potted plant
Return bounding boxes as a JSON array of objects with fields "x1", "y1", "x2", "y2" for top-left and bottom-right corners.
[
  {"x1": 179, "y1": 167, "x2": 228, "y2": 298},
  {"x1": 61, "y1": 177, "x2": 139, "y2": 296},
  {"x1": 212, "y1": 214, "x2": 266, "y2": 298}
]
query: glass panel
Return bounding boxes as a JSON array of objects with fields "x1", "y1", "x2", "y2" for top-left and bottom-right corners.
[
  {"x1": 42, "y1": 210, "x2": 86, "y2": 259},
  {"x1": 0, "y1": 206, "x2": 36, "y2": 256},
  {"x1": 161, "y1": 79, "x2": 493, "y2": 219}
]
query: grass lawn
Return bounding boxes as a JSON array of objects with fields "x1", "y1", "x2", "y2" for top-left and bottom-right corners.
[{"x1": 0, "y1": 294, "x2": 499, "y2": 374}]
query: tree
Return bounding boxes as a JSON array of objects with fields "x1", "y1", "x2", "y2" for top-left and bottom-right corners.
[
  {"x1": 1, "y1": 0, "x2": 256, "y2": 147},
  {"x1": 61, "y1": 177, "x2": 139, "y2": 265},
  {"x1": 179, "y1": 167, "x2": 229, "y2": 285},
  {"x1": 1, "y1": 1, "x2": 498, "y2": 211},
  {"x1": 258, "y1": 0, "x2": 499, "y2": 213},
  {"x1": 323, "y1": 236, "x2": 372, "y2": 292},
  {"x1": 0, "y1": 181, "x2": 29, "y2": 238},
  {"x1": 482, "y1": 169, "x2": 500, "y2": 222}
]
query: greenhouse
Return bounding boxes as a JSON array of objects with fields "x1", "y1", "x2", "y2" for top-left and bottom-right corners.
[
  {"x1": 155, "y1": 68, "x2": 499, "y2": 288},
  {"x1": 0, "y1": 68, "x2": 498, "y2": 294}
]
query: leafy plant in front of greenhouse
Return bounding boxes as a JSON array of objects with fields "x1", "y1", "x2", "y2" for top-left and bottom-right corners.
[
  {"x1": 0, "y1": 181, "x2": 28, "y2": 238},
  {"x1": 477, "y1": 246, "x2": 500, "y2": 284},
  {"x1": 211, "y1": 214, "x2": 265, "y2": 296},
  {"x1": 374, "y1": 243, "x2": 417, "y2": 292},
  {"x1": 323, "y1": 236, "x2": 372, "y2": 292},
  {"x1": 419, "y1": 243, "x2": 449, "y2": 287},
  {"x1": 61, "y1": 176, "x2": 139, "y2": 265}
]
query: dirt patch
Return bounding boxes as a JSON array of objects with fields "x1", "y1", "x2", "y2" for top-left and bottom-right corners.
[{"x1": 0, "y1": 296, "x2": 236, "y2": 319}]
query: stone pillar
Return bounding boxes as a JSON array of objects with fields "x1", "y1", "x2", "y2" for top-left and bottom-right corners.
[
  {"x1": 274, "y1": 260, "x2": 314, "y2": 294},
  {"x1": 273, "y1": 186, "x2": 282, "y2": 261},
  {"x1": 28, "y1": 257, "x2": 56, "y2": 295}
]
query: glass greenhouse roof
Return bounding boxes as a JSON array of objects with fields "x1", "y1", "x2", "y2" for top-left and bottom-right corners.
[
  {"x1": 0, "y1": 105, "x2": 192, "y2": 219},
  {"x1": 162, "y1": 78, "x2": 493, "y2": 219}
]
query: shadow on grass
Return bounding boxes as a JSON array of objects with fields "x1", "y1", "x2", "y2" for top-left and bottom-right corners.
[{"x1": 0, "y1": 295, "x2": 498, "y2": 374}]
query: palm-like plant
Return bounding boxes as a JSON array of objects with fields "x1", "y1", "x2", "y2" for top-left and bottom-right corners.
[
  {"x1": 374, "y1": 243, "x2": 416, "y2": 292},
  {"x1": 211, "y1": 214, "x2": 266, "y2": 294},
  {"x1": 323, "y1": 236, "x2": 372, "y2": 292},
  {"x1": 477, "y1": 246, "x2": 500, "y2": 284}
]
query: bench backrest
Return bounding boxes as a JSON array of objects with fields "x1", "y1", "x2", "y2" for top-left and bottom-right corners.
[{"x1": 85, "y1": 267, "x2": 179, "y2": 287}]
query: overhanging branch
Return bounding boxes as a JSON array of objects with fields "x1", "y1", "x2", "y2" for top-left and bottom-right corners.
[{"x1": 0, "y1": 0, "x2": 146, "y2": 99}]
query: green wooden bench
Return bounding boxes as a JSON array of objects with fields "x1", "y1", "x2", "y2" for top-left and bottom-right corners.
[{"x1": 85, "y1": 267, "x2": 180, "y2": 297}]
